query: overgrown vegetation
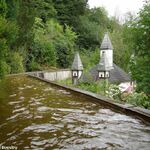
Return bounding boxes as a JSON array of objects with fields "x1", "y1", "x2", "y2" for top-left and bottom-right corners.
[
  {"x1": 126, "y1": 92, "x2": 150, "y2": 109},
  {"x1": 59, "y1": 78, "x2": 150, "y2": 109},
  {"x1": 0, "y1": 0, "x2": 131, "y2": 75}
]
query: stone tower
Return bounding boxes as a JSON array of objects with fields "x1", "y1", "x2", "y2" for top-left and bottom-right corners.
[
  {"x1": 71, "y1": 52, "x2": 83, "y2": 85},
  {"x1": 100, "y1": 33, "x2": 113, "y2": 70}
]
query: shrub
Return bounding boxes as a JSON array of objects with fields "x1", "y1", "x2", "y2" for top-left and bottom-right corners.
[
  {"x1": 28, "y1": 58, "x2": 41, "y2": 71},
  {"x1": 107, "y1": 84, "x2": 122, "y2": 101},
  {"x1": 31, "y1": 41, "x2": 56, "y2": 67},
  {"x1": 80, "y1": 48, "x2": 99, "y2": 70},
  {"x1": 126, "y1": 92, "x2": 150, "y2": 109},
  {"x1": 0, "y1": 60, "x2": 10, "y2": 79},
  {"x1": 78, "y1": 80, "x2": 109, "y2": 95},
  {"x1": 10, "y1": 52, "x2": 24, "y2": 73}
]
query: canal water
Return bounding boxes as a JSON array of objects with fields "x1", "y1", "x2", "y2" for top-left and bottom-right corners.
[{"x1": 0, "y1": 75, "x2": 150, "y2": 150}]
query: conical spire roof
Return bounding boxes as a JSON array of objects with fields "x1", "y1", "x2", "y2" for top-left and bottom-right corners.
[
  {"x1": 71, "y1": 52, "x2": 83, "y2": 70},
  {"x1": 100, "y1": 33, "x2": 113, "y2": 50}
]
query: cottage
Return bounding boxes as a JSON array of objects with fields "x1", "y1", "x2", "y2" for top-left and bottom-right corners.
[{"x1": 81, "y1": 33, "x2": 132, "y2": 93}]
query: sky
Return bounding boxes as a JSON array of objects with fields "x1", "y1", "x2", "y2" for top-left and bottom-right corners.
[{"x1": 88, "y1": 0, "x2": 144, "y2": 17}]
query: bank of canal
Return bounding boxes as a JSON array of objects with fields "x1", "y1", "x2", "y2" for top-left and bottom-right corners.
[{"x1": 0, "y1": 75, "x2": 150, "y2": 149}]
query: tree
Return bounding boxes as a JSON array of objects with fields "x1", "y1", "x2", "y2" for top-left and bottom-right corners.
[
  {"x1": 27, "y1": 18, "x2": 77, "y2": 70},
  {"x1": 0, "y1": 1, "x2": 19, "y2": 78},
  {"x1": 0, "y1": 0, "x2": 7, "y2": 17},
  {"x1": 16, "y1": 0, "x2": 36, "y2": 49},
  {"x1": 54, "y1": 24, "x2": 77, "y2": 68},
  {"x1": 130, "y1": 1, "x2": 150, "y2": 95},
  {"x1": 27, "y1": 18, "x2": 57, "y2": 71},
  {"x1": 5, "y1": 0, "x2": 19, "y2": 21},
  {"x1": 53, "y1": 0, "x2": 87, "y2": 29},
  {"x1": 33, "y1": 0, "x2": 56, "y2": 23},
  {"x1": 76, "y1": 7, "x2": 109, "y2": 50}
]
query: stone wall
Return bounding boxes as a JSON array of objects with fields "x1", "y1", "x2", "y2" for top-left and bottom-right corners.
[{"x1": 32, "y1": 70, "x2": 71, "y2": 81}]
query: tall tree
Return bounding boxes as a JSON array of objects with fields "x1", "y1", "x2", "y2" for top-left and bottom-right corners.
[
  {"x1": 5, "y1": 0, "x2": 19, "y2": 21},
  {"x1": 53, "y1": 0, "x2": 87, "y2": 29},
  {"x1": 33, "y1": 0, "x2": 56, "y2": 23},
  {"x1": 0, "y1": 0, "x2": 18, "y2": 78},
  {"x1": 130, "y1": 1, "x2": 150, "y2": 95},
  {"x1": 16, "y1": 0, "x2": 36, "y2": 49},
  {"x1": 0, "y1": 0, "x2": 7, "y2": 17},
  {"x1": 76, "y1": 7, "x2": 109, "y2": 50}
]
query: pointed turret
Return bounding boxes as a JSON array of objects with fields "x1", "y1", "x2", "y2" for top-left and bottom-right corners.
[
  {"x1": 71, "y1": 52, "x2": 83, "y2": 85},
  {"x1": 100, "y1": 33, "x2": 113, "y2": 70},
  {"x1": 71, "y1": 52, "x2": 83, "y2": 71},
  {"x1": 100, "y1": 32, "x2": 113, "y2": 50}
]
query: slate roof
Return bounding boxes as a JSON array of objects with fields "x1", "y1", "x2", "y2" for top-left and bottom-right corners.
[
  {"x1": 100, "y1": 33, "x2": 113, "y2": 50},
  {"x1": 71, "y1": 52, "x2": 83, "y2": 70},
  {"x1": 81, "y1": 63, "x2": 130, "y2": 84},
  {"x1": 109, "y1": 64, "x2": 131, "y2": 83}
]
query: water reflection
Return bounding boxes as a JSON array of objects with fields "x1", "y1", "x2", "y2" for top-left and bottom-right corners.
[{"x1": 0, "y1": 75, "x2": 150, "y2": 150}]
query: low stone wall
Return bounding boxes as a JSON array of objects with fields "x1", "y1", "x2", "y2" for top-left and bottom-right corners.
[{"x1": 31, "y1": 70, "x2": 71, "y2": 81}]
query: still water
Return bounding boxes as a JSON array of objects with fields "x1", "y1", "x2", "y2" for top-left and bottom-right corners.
[{"x1": 0, "y1": 75, "x2": 150, "y2": 150}]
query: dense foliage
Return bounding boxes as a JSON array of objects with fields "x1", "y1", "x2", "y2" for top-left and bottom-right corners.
[
  {"x1": 129, "y1": 2, "x2": 150, "y2": 95},
  {"x1": 0, "y1": 0, "x2": 149, "y2": 98}
]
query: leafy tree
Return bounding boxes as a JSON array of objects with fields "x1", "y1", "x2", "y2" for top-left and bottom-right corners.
[
  {"x1": 110, "y1": 22, "x2": 125, "y2": 69},
  {"x1": 0, "y1": 0, "x2": 7, "y2": 17},
  {"x1": 36, "y1": 0, "x2": 56, "y2": 23},
  {"x1": 76, "y1": 7, "x2": 109, "y2": 50},
  {"x1": 80, "y1": 48, "x2": 99, "y2": 70},
  {"x1": 16, "y1": 0, "x2": 36, "y2": 49},
  {"x1": 9, "y1": 52, "x2": 24, "y2": 73},
  {"x1": 122, "y1": 15, "x2": 135, "y2": 71},
  {"x1": 54, "y1": 24, "x2": 77, "y2": 68},
  {"x1": 130, "y1": 1, "x2": 150, "y2": 95},
  {"x1": 109, "y1": 16, "x2": 134, "y2": 72},
  {"x1": 27, "y1": 18, "x2": 77, "y2": 70},
  {"x1": 27, "y1": 18, "x2": 56, "y2": 71},
  {"x1": 0, "y1": 0, "x2": 18, "y2": 78},
  {"x1": 53, "y1": 0, "x2": 87, "y2": 28},
  {"x1": 0, "y1": 37, "x2": 9, "y2": 78},
  {"x1": 5, "y1": 0, "x2": 19, "y2": 20}
]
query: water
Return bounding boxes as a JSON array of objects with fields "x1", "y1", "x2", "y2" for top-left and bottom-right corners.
[{"x1": 0, "y1": 75, "x2": 150, "y2": 150}]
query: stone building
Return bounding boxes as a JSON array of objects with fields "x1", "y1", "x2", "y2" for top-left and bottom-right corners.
[
  {"x1": 71, "y1": 52, "x2": 83, "y2": 85},
  {"x1": 81, "y1": 33, "x2": 131, "y2": 86}
]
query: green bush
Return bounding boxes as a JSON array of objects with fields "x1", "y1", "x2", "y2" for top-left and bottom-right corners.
[
  {"x1": 78, "y1": 82, "x2": 98, "y2": 93},
  {"x1": 31, "y1": 18, "x2": 57, "y2": 68},
  {"x1": 10, "y1": 52, "x2": 24, "y2": 73},
  {"x1": 28, "y1": 58, "x2": 41, "y2": 71},
  {"x1": 55, "y1": 25, "x2": 77, "y2": 68},
  {"x1": 107, "y1": 84, "x2": 122, "y2": 101},
  {"x1": 80, "y1": 48, "x2": 99, "y2": 70},
  {"x1": 126, "y1": 92, "x2": 150, "y2": 109},
  {"x1": 0, "y1": 60, "x2": 10, "y2": 79},
  {"x1": 31, "y1": 41, "x2": 56, "y2": 67},
  {"x1": 78, "y1": 80, "x2": 109, "y2": 95}
]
